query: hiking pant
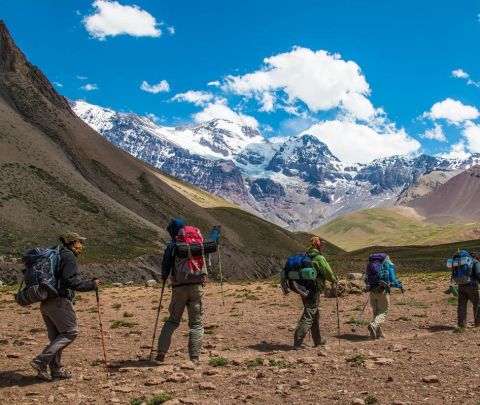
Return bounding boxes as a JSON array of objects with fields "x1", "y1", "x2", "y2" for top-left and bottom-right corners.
[
  {"x1": 294, "y1": 288, "x2": 322, "y2": 346},
  {"x1": 370, "y1": 289, "x2": 390, "y2": 333},
  {"x1": 457, "y1": 284, "x2": 480, "y2": 327},
  {"x1": 36, "y1": 297, "x2": 78, "y2": 370},
  {"x1": 157, "y1": 284, "x2": 204, "y2": 360}
]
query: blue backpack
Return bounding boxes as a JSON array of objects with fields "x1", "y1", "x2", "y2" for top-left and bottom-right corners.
[
  {"x1": 365, "y1": 253, "x2": 391, "y2": 290},
  {"x1": 447, "y1": 250, "x2": 475, "y2": 285},
  {"x1": 281, "y1": 253, "x2": 317, "y2": 295},
  {"x1": 15, "y1": 246, "x2": 61, "y2": 306}
]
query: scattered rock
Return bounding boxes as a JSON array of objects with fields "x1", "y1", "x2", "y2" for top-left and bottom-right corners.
[
  {"x1": 112, "y1": 283, "x2": 123, "y2": 287},
  {"x1": 422, "y1": 375, "x2": 440, "y2": 384},
  {"x1": 6, "y1": 352, "x2": 21, "y2": 358},
  {"x1": 125, "y1": 281, "x2": 134, "y2": 285},
  {"x1": 324, "y1": 280, "x2": 363, "y2": 297},
  {"x1": 347, "y1": 273, "x2": 364, "y2": 280},
  {"x1": 392, "y1": 401, "x2": 409, "y2": 405},
  {"x1": 113, "y1": 386, "x2": 135, "y2": 393},
  {"x1": 47, "y1": 395, "x2": 55, "y2": 403},
  {"x1": 351, "y1": 399, "x2": 365, "y2": 405},
  {"x1": 391, "y1": 344, "x2": 406, "y2": 352},
  {"x1": 387, "y1": 375, "x2": 394, "y2": 382},
  {"x1": 0, "y1": 339, "x2": 9, "y2": 345},
  {"x1": 163, "y1": 400, "x2": 180, "y2": 405},
  {"x1": 296, "y1": 378, "x2": 310, "y2": 386},
  {"x1": 256, "y1": 372, "x2": 267, "y2": 379},
  {"x1": 145, "y1": 279, "x2": 157, "y2": 287},
  {"x1": 374, "y1": 357, "x2": 394, "y2": 365},
  {"x1": 198, "y1": 382, "x2": 216, "y2": 390},
  {"x1": 167, "y1": 373, "x2": 189, "y2": 383},
  {"x1": 145, "y1": 377, "x2": 165, "y2": 386}
]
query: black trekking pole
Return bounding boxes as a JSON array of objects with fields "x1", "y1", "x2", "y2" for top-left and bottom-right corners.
[
  {"x1": 149, "y1": 280, "x2": 166, "y2": 361},
  {"x1": 217, "y1": 239, "x2": 225, "y2": 306},
  {"x1": 95, "y1": 288, "x2": 109, "y2": 377},
  {"x1": 335, "y1": 282, "x2": 341, "y2": 346},
  {"x1": 351, "y1": 295, "x2": 369, "y2": 332}
]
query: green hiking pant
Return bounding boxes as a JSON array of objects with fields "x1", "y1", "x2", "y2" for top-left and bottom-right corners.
[
  {"x1": 458, "y1": 284, "x2": 480, "y2": 327},
  {"x1": 370, "y1": 289, "x2": 390, "y2": 333},
  {"x1": 157, "y1": 284, "x2": 204, "y2": 360},
  {"x1": 294, "y1": 288, "x2": 322, "y2": 346}
]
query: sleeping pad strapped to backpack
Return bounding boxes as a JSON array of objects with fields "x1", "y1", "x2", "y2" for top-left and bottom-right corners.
[
  {"x1": 447, "y1": 250, "x2": 476, "y2": 285},
  {"x1": 280, "y1": 253, "x2": 317, "y2": 297},
  {"x1": 15, "y1": 246, "x2": 61, "y2": 306}
]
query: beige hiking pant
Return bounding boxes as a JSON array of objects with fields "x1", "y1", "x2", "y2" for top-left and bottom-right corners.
[{"x1": 370, "y1": 289, "x2": 390, "y2": 331}]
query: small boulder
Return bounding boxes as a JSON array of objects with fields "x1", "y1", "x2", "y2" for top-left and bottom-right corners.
[
  {"x1": 144, "y1": 377, "x2": 165, "y2": 386},
  {"x1": 352, "y1": 399, "x2": 365, "y2": 405},
  {"x1": 145, "y1": 279, "x2": 157, "y2": 287},
  {"x1": 422, "y1": 375, "x2": 439, "y2": 384},
  {"x1": 347, "y1": 273, "x2": 364, "y2": 280},
  {"x1": 112, "y1": 283, "x2": 123, "y2": 287},
  {"x1": 198, "y1": 382, "x2": 216, "y2": 390}
]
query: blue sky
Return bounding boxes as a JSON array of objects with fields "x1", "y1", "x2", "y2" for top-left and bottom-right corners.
[{"x1": 2, "y1": 0, "x2": 480, "y2": 163}]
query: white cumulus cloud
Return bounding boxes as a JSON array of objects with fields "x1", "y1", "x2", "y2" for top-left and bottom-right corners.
[
  {"x1": 207, "y1": 80, "x2": 220, "y2": 87},
  {"x1": 420, "y1": 124, "x2": 447, "y2": 142},
  {"x1": 424, "y1": 98, "x2": 480, "y2": 124},
  {"x1": 462, "y1": 121, "x2": 480, "y2": 153},
  {"x1": 223, "y1": 47, "x2": 375, "y2": 121},
  {"x1": 172, "y1": 90, "x2": 214, "y2": 106},
  {"x1": 193, "y1": 100, "x2": 259, "y2": 129},
  {"x1": 81, "y1": 83, "x2": 99, "y2": 91},
  {"x1": 452, "y1": 69, "x2": 469, "y2": 79},
  {"x1": 83, "y1": 0, "x2": 161, "y2": 40},
  {"x1": 302, "y1": 120, "x2": 420, "y2": 164},
  {"x1": 140, "y1": 80, "x2": 170, "y2": 94},
  {"x1": 439, "y1": 141, "x2": 470, "y2": 160}
]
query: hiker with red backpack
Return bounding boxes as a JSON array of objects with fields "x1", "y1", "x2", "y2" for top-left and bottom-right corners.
[
  {"x1": 447, "y1": 250, "x2": 480, "y2": 328},
  {"x1": 364, "y1": 253, "x2": 403, "y2": 339},
  {"x1": 155, "y1": 218, "x2": 219, "y2": 365},
  {"x1": 281, "y1": 236, "x2": 337, "y2": 349},
  {"x1": 25, "y1": 232, "x2": 100, "y2": 381}
]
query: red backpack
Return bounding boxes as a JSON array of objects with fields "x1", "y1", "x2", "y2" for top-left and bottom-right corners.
[{"x1": 175, "y1": 226, "x2": 205, "y2": 275}]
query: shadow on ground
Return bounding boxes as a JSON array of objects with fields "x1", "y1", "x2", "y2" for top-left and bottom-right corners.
[
  {"x1": 0, "y1": 370, "x2": 44, "y2": 388},
  {"x1": 247, "y1": 342, "x2": 296, "y2": 352},
  {"x1": 424, "y1": 324, "x2": 456, "y2": 333},
  {"x1": 338, "y1": 333, "x2": 371, "y2": 342}
]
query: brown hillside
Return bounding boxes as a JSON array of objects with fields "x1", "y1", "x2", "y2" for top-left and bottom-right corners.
[
  {"x1": 406, "y1": 165, "x2": 480, "y2": 224},
  {"x1": 0, "y1": 21, "x2": 334, "y2": 278}
]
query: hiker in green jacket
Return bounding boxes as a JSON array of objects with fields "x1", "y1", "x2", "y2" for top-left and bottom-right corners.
[{"x1": 294, "y1": 236, "x2": 337, "y2": 349}]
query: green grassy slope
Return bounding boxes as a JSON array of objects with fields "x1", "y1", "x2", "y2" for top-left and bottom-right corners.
[{"x1": 315, "y1": 207, "x2": 480, "y2": 251}]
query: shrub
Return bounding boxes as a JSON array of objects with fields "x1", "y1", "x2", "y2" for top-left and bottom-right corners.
[{"x1": 208, "y1": 357, "x2": 231, "y2": 367}]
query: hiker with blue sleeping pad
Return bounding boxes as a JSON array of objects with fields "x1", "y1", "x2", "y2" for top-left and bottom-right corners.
[
  {"x1": 364, "y1": 253, "x2": 403, "y2": 339},
  {"x1": 281, "y1": 236, "x2": 337, "y2": 349},
  {"x1": 154, "y1": 218, "x2": 219, "y2": 365},
  {"x1": 447, "y1": 250, "x2": 480, "y2": 328},
  {"x1": 22, "y1": 232, "x2": 100, "y2": 381}
]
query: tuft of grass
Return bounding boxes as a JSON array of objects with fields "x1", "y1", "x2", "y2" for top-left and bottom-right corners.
[
  {"x1": 245, "y1": 358, "x2": 264, "y2": 368},
  {"x1": 346, "y1": 354, "x2": 368, "y2": 367},
  {"x1": 208, "y1": 357, "x2": 231, "y2": 367},
  {"x1": 345, "y1": 317, "x2": 367, "y2": 326},
  {"x1": 110, "y1": 320, "x2": 138, "y2": 329},
  {"x1": 395, "y1": 316, "x2": 411, "y2": 322},
  {"x1": 131, "y1": 394, "x2": 174, "y2": 405},
  {"x1": 111, "y1": 303, "x2": 122, "y2": 310},
  {"x1": 445, "y1": 296, "x2": 457, "y2": 306},
  {"x1": 452, "y1": 326, "x2": 465, "y2": 334},
  {"x1": 122, "y1": 311, "x2": 134, "y2": 318},
  {"x1": 268, "y1": 359, "x2": 295, "y2": 369},
  {"x1": 365, "y1": 395, "x2": 379, "y2": 405}
]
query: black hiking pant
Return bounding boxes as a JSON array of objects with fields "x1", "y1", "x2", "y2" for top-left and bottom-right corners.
[{"x1": 458, "y1": 284, "x2": 480, "y2": 327}]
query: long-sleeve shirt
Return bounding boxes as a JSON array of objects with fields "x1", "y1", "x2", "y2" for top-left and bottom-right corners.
[
  {"x1": 306, "y1": 247, "x2": 336, "y2": 293},
  {"x1": 56, "y1": 248, "x2": 95, "y2": 300},
  {"x1": 387, "y1": 262, "x2": 402, "y2": 290}
]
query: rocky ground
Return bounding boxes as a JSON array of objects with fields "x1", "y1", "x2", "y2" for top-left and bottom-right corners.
[{"x1": 1, "y1": 273, "x2": 480, "y2": 405}]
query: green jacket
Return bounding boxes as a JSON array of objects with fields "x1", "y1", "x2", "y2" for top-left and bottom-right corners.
[{"x1": 307, "y1": 247, "x2": 336, "y2": 293}]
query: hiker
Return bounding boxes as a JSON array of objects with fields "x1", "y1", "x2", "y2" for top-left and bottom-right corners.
[
  {"x1": 155, "y1": 218, "x2": 220, "y2": 365},
  {"x1": 30, "y1": 232, "x2": 100, "y2": 381},
  {"x1": 292, "y1": 236, "x2": 337, "y2": 349},
  {"x1": 448, "y1": 250, "x2": 480, "y2": 328},
  {"x1": 365, "y1": 254, "x2": 403, "y2": 339}
]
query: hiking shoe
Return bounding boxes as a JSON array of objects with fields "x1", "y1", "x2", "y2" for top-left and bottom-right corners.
[
  {"x1": 313, "y1": 336, "x2": 327, "y2": 347},
  {"x1": 367, "y1": 323, "x2": 377, "y2": 340},
  {"x1": 51, "y1": 368, "x2": 73, "y2": 379},
  {"x1": 294, "y1": 343, "x2": 308, "y2": 350},
  {"x1": 190, "y1": 357, "x2": 199, "y2": 366},
  {"x1": 376, "y1": 326, "x2": 386, "y2": 339},
  {"x1": 30, "y1": 359, "x2": 53, "y2": 382},
  {"x1": 155, "y1": 353, "x2": 165, "y2": 363}
]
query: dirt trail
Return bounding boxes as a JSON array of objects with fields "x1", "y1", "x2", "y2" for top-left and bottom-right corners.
[{"x1": 1, "y1": 274, "x2": 479, "y2": 405}]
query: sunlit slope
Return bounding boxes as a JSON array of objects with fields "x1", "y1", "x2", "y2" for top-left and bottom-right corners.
[{"x1": 314, "y1": 207, "x2": 480, "y2": 251}]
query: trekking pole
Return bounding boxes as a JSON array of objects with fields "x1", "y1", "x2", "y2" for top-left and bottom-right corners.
[
  {"x1": 95, "y1": 288, "x2": 109, "y2": 377},
  {"x1": 335, "y1": 282, "x2": 341, "y2": 346},
  {"x1": 149, "y1": 280, "x2": 166, "y2": 361},
  {"x1": 400, "y1": 287, "x2": 408, "y2": 306},
  {"x1": 351, "y1": 295, "x2": 369, "y2": 332},
  {"x1": 217, "y1": 239, "x2": 225, "y2": 306}
]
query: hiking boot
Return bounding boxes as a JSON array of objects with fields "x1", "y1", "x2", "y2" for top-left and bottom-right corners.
[
  {"x1": 367, "y1": 323, "x2": 377, "y2": 340},
  {"x1": 51, "y1": 368, "x2": 73, "y2": 379},
  {"x1": 313, "y1": 336, "x2": 327, "y2": 347},
  {"x1": 30, "y1": 359, "x2": 52, "y2": 382},
  {"x1": 190, "y1": 357, "x2": 199, "y2": 366},
  {"x1": 154, "y1": 353, "x2": 165, "y2": 363},
  {"x1": 376, "y1": 326, "x2": 386, "y2": 339},
  {"x1": 294, "y1": 343, "x2": 308, "y2": 350}
]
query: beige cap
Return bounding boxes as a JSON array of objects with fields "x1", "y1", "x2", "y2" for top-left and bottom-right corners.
[{"x1": 60, "y1": 231, "x2": 87, "y2": 244}]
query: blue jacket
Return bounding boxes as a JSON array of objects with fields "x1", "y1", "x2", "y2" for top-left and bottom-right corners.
[{"x1": 386, "y1": 261, "x2": 403, "y2": 292}]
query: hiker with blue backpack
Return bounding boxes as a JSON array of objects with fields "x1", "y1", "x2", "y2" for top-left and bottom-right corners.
[
  {"x1": 20, "y1": 232, "x2": 100, "y2": 381},
  {"x1": 365, "y1": 253, "x2": 403, "y2": 339},
  {"x1": 447, "y1": 250, "x2": 480, "y2": 328},
  {"x1": 281, "y1": 236, "x2": 337, "y2": 349}
]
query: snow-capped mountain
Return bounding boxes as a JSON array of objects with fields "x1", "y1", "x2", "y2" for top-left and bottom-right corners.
[{"x1": 70, "y1": 100, "x2": 480, "y2": 230}]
